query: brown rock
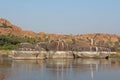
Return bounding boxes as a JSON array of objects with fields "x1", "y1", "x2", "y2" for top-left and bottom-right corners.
[{"x1": 0, "y1": 18, "x2": 12, "y2": 26}]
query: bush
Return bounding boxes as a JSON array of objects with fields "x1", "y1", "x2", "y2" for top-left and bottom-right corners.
[
  {"x1": 0, "y1": 26, "x2": 12, "y2": 28},
  {"x1": 0, "y1": 35, "x2": 37, "y2": 50}
]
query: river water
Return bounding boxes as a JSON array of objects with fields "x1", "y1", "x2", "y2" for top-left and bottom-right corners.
[{"x1": 0, "y1": 58, "x2": 120, "y2": 80}]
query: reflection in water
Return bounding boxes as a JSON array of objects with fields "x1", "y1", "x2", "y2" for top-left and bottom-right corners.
[
  {"x1": 0, "y1": 58, "x2": 120, "y2": 80},
  {"x1": 0, "y1": 58, "x2": 12, "y2": 80}
]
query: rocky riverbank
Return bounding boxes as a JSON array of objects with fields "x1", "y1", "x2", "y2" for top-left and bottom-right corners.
[
  {"x1": 0, "y1": 50, "x2": 119, "y2": 59},
  {"x1": 11, "y1": 50, "x2": 111, "y2": 59}
]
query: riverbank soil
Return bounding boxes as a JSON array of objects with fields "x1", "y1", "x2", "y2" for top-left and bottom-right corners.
[{"x1": 0, "y1": 50, "x2": 12, "y2": 57}]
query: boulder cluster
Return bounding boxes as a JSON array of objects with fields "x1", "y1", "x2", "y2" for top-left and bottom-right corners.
[{"x1": 17, "y1": 40, "x2": 111, "y2": 52}]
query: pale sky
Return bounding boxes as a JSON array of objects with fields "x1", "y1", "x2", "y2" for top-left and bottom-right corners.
[{"x1": 0, "y1": 0, "x2": 120, "y2": 34}]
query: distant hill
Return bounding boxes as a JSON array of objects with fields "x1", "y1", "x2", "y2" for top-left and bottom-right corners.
[
  {"x1": 0, "y1": 18, "x2": 120, "y2": 51},
  {"x1": 0, "y1": 18, "x2": 37, "y2": 38}
]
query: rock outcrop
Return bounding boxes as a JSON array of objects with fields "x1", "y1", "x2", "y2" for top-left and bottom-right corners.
[
  {"x1": 0, "y1": 18, "x2": 12, "y2": 26},
  {"x1": 0, "y1": 18, "x2": 37, "y2": 38}
]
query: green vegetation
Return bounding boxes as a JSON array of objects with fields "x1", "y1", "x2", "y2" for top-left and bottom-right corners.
[
  {"x1": 0, "y1": 26, "x2": 12, "y2": 28},
  {"x1": 0, "y1": 35, "x2": 37, "y2": 50},
  {"x1": 0, "y1": 23, "x2": 12, "y2": 28},
  {"x1": 110, "y1": 54, "x2": 120, "y2": 58},
  {"x1": 112, "y1": 41, "x2": 120, "y2": 52}
]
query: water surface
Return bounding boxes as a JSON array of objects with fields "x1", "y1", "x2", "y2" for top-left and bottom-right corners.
[{"x1": 0, "y1": 58, "x2": 120, "y2": 80}]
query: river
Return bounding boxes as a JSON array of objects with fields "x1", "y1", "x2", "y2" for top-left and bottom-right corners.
[{"x1": 0, "y1": 58, "x2": 120, "y2": 80}]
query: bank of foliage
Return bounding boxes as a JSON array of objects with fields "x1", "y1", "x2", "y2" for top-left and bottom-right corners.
[{"x1": 0, "y1": 35, "x2": 37, "y2": 50}]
